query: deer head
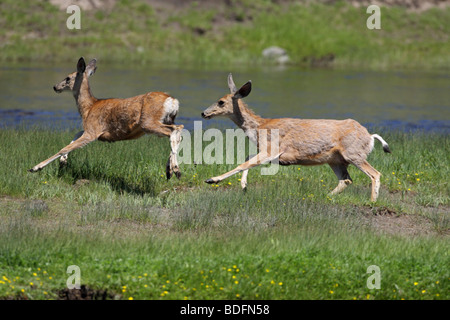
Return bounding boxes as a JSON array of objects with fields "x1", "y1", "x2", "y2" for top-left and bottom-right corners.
[
  {"x1": 53, "y1": 57, "x2": 97, "y2": 93},
  {"x1": 201, "y1": 73, "x2": 252, "y2": 120}
]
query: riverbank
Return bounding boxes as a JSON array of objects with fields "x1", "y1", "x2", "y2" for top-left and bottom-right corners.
[{"x1": 0, "y1": 0, "x2": 449, "y2": 70}]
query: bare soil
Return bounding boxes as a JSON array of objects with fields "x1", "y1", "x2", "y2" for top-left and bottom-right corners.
[
  {"x1": 57, "y1": 285, "x2": 119, "y2": 300},
  {"x1": 49, "y1": 0, "x2": 450, "y2": 13}
]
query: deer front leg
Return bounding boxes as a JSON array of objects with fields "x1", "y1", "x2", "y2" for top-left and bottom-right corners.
[
  {"x1": 240, "y1": 154, "x2": 256, "y2": 191},
  {"x1": 29, "y1": 133, "x2": 96, "y2": 172},
  {"x1": 59, "y1": 130, "x2": 84, "y2": 167},
  {"x1": 205, "y1": 152, "x2": 281, "y2": 186}
]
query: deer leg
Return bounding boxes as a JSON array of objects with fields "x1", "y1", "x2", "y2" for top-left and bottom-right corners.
[
  {"x1": 353, "y1": 160, "x2": 381, "y2": 202},
  {"x1": 240, "y1": 154, "x2": 256, "y2": 191},
  {"x1": 143, "y1": 123, "x2": 183, "y2": 180},
  {"x1": 59, "y1": 130, "x2": 84, "y2": 167},
  {"x1": 329, "y1": 163, "x2": 353, "y2": 195},
  {"x1": 29, "y1": 133, "x2": 96, "y2": 172},
  {"x1": 205, "y1": 151, "x2": 281, "y2": 186},
  {"x1": 167, "y1": 125, "x2": 183, "y2": 179}
]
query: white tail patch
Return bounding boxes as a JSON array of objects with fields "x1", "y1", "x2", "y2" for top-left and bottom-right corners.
[
  {"x1": 162, "y1": 97, "x2": 179, "y2": 124},
  {"x1": 372, "y1": 134, "x2": 391, "y2": 153}
]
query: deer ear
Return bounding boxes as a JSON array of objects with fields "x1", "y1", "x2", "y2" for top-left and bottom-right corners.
[
  {"x1": 86, "y1": 59, "x2": 97, "y2": 77},
  {"x1": 228, "y1": 73, "x2": 237, "y2": 94},
  {"x1": 234, "y1": 81, "x2": 252, "y2": 99},
  {"x1": 77, "y1": 57, "x2": 86, "y2": 74}
]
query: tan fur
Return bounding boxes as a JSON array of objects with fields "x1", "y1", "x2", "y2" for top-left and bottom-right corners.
[
  {"x1": 30, "y1": 58, "x2": 183, "y2": 180},
  {"x1": 202, "y1": 74, "x2": 390, "y2": 201}
]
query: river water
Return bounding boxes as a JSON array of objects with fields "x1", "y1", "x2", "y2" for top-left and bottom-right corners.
[{"x1": 0, "y1": 63, "x2": 449, "y2": 133}]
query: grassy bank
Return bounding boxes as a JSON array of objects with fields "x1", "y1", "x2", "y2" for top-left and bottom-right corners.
[
  {"x1": 0, "y1": 128, "x2": 448, "y2": 300},
  {"x1": 0, "y1": 0, "x2": 449, "y2": 70}
]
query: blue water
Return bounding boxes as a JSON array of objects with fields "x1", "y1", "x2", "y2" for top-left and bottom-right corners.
[
  {"x1": 0, "y1": 64, "x2": 449, "y2": 133},
  {"x1": 1, "y1": 109, "x2": 449, "y2": 134}
]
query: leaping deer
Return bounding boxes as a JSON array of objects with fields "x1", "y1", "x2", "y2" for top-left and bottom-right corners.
[
  {"x1": 29, "y1": 57, "x2": 183, "y2": 180},
  {"x1": 201, "y1": 74, "x2": 391, "y2": 202}
]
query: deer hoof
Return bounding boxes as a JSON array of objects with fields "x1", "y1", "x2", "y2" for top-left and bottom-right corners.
[
  {"x1": 166, "y1": 159, "x2": 172, "y2": 180},
  {"x1": 205, "y1": 179, "x2": 216, "y2": 184},
  {"x1": 166, "y1": 167, "x2": 172, "y2": 180}
]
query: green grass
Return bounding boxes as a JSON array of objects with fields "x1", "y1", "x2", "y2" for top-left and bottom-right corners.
[
  {"x1": 0, "y1": 128, "x2": 448, "y2": 300},
  {"x1": 0, "y1": 0, "x2": 449, "y2": 70}
]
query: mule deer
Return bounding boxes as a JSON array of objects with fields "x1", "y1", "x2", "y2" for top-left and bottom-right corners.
[
  {"x1": 29, "y1": 57, "x2": 183, "y2": 180},
  {"x1": 201, "y1": 74, "x2": 391, "y2": 202}
]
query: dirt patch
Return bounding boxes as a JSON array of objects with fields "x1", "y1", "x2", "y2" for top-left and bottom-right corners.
[
  {"x1": 360, "y1": 205, "x2": 438, "y2": 237},
  {"x1": 48, "y1": 0, "x2": 449, "y2": 12},
  {"x1": 373, "y1": 206, "x2": 398, "y2": 216},
  {"x1": 371, "y1": 214, "x2": 436, "y2": 236},
  {"x1": 49, "y1": 0, "x2": 116, "y2": 11},
  {"x1": 57, "y1": 285, "x2": 120, "y2": 300}
]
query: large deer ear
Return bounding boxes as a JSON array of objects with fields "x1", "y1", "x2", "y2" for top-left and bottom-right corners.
[
  {"x1": 228, "y1": 73, "x2": 237, "y2": 94},
  {"x1": 77, "y1": 57, "x2": 86, "y2": 74},
  {"x1": 86, "y1": 58, "x2": 97, "y2": 77},
  {"x1": 234, "y1": 80, "x2": 252, "y2": 99}
]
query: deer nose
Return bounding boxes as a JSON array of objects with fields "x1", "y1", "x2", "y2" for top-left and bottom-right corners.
[
  {"x1": 53, "y1": 85, "x2": 57, "y2": 92},
  {"x1": 201, "y1": 112, "x2": 206, "y2": 118}
]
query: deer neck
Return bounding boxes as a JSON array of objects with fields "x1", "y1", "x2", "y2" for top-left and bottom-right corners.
[
  {"x1": 73, "y1": 74, "x2": 96, "y2": 120},
  {"x1": 230, "y1": 99, "x2": 265, "y2": 142}
]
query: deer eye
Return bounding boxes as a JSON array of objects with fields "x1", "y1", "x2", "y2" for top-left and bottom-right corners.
[
  {"x1": 65, "y1": 77, "x2": 70, "y2": 82},
  {"x1": 218, "y1": 100, "x2": 225, "y2": 107}
]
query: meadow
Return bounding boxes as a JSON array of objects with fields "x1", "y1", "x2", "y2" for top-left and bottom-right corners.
[
  {"x1": 0, "y1": 0, "x2": 448, "y2": 304},
  {"x1": 0, "y1": 128, "x2": 448, "y2": 300}
]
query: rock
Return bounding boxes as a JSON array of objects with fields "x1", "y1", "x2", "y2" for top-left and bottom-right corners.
[
  {"x1": 276, "y1": 55, "x2": 290, "y2": 64},
  {"x1": 262, "y1": 46, "x2": 290, "y2": 65},
  {"x1": 262, "y1": 46, "x2": 286, "y2": 58}
]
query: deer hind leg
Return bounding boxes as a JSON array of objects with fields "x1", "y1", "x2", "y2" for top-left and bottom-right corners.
[
  {"x1": 354, "y1": 160, "x2": 381, "y2": 202},
  {"x1": 167, "y1": 125, "x2": 183, "y2": 179},
  {"x1": 29, "y1": 133, "x2": 96, "y2": 173},
  {"x1": 142, "y1": 122, "x2": 184, "y2": 180},
  {"x1": 329, "y1": 163, "x2": 353, "y2": 195},
  {"x1": 59, "y1": 130, "x2": 84, "y2": 167}
]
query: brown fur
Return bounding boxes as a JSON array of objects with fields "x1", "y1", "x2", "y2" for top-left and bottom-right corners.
[
  {"x1": 29, "y1": 57, "x2": 183, "y2": 180},
  {"x1": 201, "y1": 74, "x2": 390, "y2": 201}
]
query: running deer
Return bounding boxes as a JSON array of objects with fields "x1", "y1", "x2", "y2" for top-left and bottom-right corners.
[
  {"x1": 29, "y1": 57, "x2": 183, "y2": 180},
  {"x1": 201, "y1": 74, "x2": 391, "y2": 202}
]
